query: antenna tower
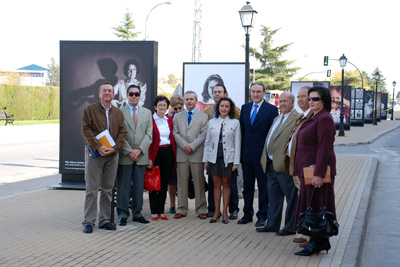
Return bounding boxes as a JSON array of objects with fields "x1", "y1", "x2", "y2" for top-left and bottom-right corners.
[{"x1": 192, "y1": 0, "x2": 202, "y2": 62}]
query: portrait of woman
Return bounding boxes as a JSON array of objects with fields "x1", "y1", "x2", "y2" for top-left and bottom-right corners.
[
  {"x1": 196, "y1": 74, "x2": 225, "y2": 111},
  {"x1": 148, "y1": 96, "x2": 176, "y2": 220},
  {"x1": 114, "y1": 59, "x2": 147, "y2": 107},
  {"x1": 293, "y1": 86, "x2": 337, "y2": 256},
  {"x1": 203, "y1": 97, "x2": 241, "y2": 224}
]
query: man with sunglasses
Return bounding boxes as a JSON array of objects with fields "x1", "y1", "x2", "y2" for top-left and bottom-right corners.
[
  {"x1": 203, "y1": 84, "x2": 241, "y2": 220},
  {"x1": 116, "y1": 84, "x2": 153, "y2": 226},
  {"x1": 81, "y1": 82, "x2": 127, "y2": 234}
]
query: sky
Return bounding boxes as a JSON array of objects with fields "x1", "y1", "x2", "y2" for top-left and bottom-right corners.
[{"x1": 1, "y1": 0, "x2": 398, "y2": 91}]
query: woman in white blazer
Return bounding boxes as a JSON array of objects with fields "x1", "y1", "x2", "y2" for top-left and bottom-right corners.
[{"x1": 203, "y1": 97, "x2": 241, "y2": 224}]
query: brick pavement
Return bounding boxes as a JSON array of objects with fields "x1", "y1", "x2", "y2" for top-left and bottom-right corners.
[{"x1": 0, "y1": 120, "x2": 399, "y2": 266}]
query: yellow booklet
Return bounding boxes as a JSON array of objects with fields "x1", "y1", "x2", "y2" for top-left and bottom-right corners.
[{"x1": 96, "y1": 130, "x2": 116, "y2": 148}]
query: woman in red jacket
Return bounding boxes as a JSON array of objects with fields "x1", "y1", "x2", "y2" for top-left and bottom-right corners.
[
  {"x1": 293, "y1": 86, "x2": 337, "y2": 256},
  {"x1": 148, "y1": 96, "x2": 176, "y2": 220}
]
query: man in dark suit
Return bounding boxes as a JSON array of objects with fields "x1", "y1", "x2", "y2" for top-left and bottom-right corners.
[
  {"x1": 257, "y1": 91, "x2": 300, "y2": 235},
  {"x1": 238, "y1": 82, "x2": 278, "y2": 226}
]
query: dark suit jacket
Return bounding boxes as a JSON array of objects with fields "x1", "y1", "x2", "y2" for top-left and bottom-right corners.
[{"x1": 240, "y1": 100, "x2": 279, "y2": 164}]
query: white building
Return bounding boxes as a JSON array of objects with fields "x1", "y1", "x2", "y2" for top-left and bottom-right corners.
[{"x1": 0, "y1": 64, "x2": 48, "y2": 86}]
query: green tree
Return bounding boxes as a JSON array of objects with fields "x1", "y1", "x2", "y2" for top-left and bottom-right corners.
[
  {"x1": 167, "y1": 73, "x2": 178, "y2": 85},
  {"x1": 249, "y1": 26, "x2": 299, "y2": 91},
  {"x1": 329, "y1": 70, "x2": 372, "y2": 90},
  {"x1": 112, "y1": 9, "x2": 140, "y2": 40},
  {"x1": 46, "y1": 57, "x2": 59, "y2": 86}
]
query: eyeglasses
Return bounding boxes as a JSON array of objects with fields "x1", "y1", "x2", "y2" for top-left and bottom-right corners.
[
  {"x1": 308, "y1": 97, "x2": 322, "y2": 102},
  {"x1": 173, "y1": 106, "x2": 183, "y2": 111},
  {"x1": 128, "y1": 92, "x2": 140, "y2": 97}
]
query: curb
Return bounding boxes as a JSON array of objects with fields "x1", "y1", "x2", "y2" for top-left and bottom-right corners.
[
  {"x1": 341, "y1": 157, "x2": 378, "y2": 267},
  {"x1": 334, "y1": 124, "x2": 400, "y2": 147}
]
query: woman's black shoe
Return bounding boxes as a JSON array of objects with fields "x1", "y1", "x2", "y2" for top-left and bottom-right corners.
[
  {"x1": 209, "y1": 214, "x2": 221, "y2": 223},
  {"x1": 294, "y1": 240, "x2": 319, "y2": 256},
  {"x1": 316, "y1": 238, "x2": 331, "y2": 254}
]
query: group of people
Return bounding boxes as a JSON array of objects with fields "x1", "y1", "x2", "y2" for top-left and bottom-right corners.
[{"x1": 81, "y1": 81, "x2": 337, "y2": 257}]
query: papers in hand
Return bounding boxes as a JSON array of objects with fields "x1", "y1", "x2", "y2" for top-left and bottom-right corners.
[{"x1": 96, "y1": 130, "x2": 116, "y2": 148}]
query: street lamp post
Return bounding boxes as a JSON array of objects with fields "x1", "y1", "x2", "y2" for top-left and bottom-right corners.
[
  {"x1": 145, "y1": 1, "x2": 172, "y2": 40},
  {"x1": 392, "y1": 81, "x2": 396, "y2": 120},
  {"x1": 239, "y1": 2, "x2": 257, "y2": 103},
  {"x1": 373, "y1": 71, "x2": 380, "y2": 125},
  {"x1": 338, "y1": 54, "x2": 347, "y2": 137}
]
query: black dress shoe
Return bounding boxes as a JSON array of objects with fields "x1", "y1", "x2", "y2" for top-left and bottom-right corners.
[
  {"x1": 229, "y1": 210, "x2": 239, "y2": 220},
  {"x1": 99, "y1": 222, "x2": 116, "y2": 231},
  {"x1": 294, "y1": 240, "x2": 318, "y2": 256},
  {"x1": 118, "y1": 218, "x2": 127, "y2": 226},
  {"x1": 276, "y1": 230, "x2": 296, "y2": 236},
  {"x1": 237, "y1": 216, "x2": 253, "y2": 224},
  {"x1": 133, "y1": 216, "x2": 149, "y2": 224},
  {"x1": 256, "y1": 226, "x2": 277, "y2": 233},
  {"x1": 255, "y1": 218, "x2": 266, "y2": 227},
  {"x1": 83, "y1": 225, "x2": 93, "y2": 234}
]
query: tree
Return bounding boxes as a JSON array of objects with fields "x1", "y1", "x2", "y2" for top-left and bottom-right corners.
[
  {"x1": 46, "y1": 57, "x2": 59, "y2": 86},
  {"x1": 249, "y1": 26, "x2": 299, "y2": 91},
  {"x1": 112, "y1": 9, "x2": 140, "y2": 40},
  {"x1": 367, "y1": 67, "x2": 387, "y2": 93},
  {"x1": 167, "y1": 73, "x2": 178, "y2": 85}
]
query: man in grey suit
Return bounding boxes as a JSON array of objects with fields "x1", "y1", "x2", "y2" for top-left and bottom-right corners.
[
  {"x1": 257, "y1": 91, "x2": 300, "y2": 235},
  {"x1": 173, "y1": 91, "x2": 208, "y2": 219},
  {"x1": 116, "y1": 84, "x2": 153, "y2": 226}
]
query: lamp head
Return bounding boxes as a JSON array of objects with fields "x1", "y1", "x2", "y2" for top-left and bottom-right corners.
[
  {"x1": 339, "y1": 54, "x2": 347, "y2": 68},
  {"x1": 393, "y1": 81, "x2": 397, "y2": 87},
  {"x1": 239, "y1": 2, "x2": 257, "y2": 33},
  {"x1": 374, "y1": 71, "x2": 380, "y2": 81}
]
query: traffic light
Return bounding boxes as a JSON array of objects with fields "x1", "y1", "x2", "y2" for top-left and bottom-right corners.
[
  {"x1": 324, "y1": 56, "x2": 329, "y2": 66},
  {"x1": 327, "y1": 70, "x2": 331, "y2": 77}
]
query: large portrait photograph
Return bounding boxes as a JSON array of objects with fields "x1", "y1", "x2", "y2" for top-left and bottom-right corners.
[
  {"x1": 183, "y1": 63, "x2": 245, "y2": 111},
  {"x1": 60, "y1": 41, "x2": 158, "y2": 184}
]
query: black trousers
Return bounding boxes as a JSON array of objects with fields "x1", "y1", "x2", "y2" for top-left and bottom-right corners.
[{"x1": 149, "y1": 146, "x2": 175, "y2": 214}]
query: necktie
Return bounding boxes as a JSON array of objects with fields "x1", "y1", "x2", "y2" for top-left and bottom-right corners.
[
  {"x1": 250, "y1": 104, "x2": 258, "y2": 125},
  {"x1": 188, "y1": 111, "x2": 192, "y2": 125},
  {"x1": 133, "y1": 107, "x2": 138, "y2": 128},
  {"x1": 272, "y1": 115, "x2": 284, "y2": 139}
]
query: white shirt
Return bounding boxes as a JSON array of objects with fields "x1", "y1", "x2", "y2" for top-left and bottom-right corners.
[
  {"x1": 153, "y1": 113, "x2": 170, "y2": 146},
  {"x1": 266, "y1": 109, "x2": 293, "y2": 160},
  {"x1": 250, "y1": 100, "x2": 264, "y2": 119}
]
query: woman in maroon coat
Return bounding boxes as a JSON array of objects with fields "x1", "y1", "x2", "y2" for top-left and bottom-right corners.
[
  {"x1": 148, "y1": 96, "x2": 177, "y2": 220},
  {"x1": 293, "y1": 86, "x2": 336, "y2": 256}
]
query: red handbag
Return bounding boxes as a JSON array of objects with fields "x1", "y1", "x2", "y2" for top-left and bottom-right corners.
[{"x1": 144, "y1": 166, "x2": 161, "y2": 193}]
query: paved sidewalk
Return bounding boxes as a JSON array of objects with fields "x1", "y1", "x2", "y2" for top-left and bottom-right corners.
[{"x1": 0, "y1": 121, "x2": 399, "y2": 266}]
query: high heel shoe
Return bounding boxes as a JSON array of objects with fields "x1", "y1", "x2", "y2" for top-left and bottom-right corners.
[
  {"x1": 316, "y1": 238, "x2": 331, "y2": 254},
  {"x1": 222, "y1": 219, "x2": 229, "y2": 224},
  {"x1": 209, "y1": 214, "x2": 221, "y2": 223},
  {"x1": 294, "y1": 240, "x2": 319, "y2": 256}
]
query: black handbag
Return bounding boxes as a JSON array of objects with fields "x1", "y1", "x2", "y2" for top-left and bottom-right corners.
[{"x1": 297, "y1": 187, "x2": 339, "y2": 237}]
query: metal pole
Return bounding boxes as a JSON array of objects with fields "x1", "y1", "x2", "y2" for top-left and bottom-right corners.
[
  {"x1": 338, "y1": 68, "x2": 345, "y2": 136},
  {"x1": 373, "y1": 80, "x2": 378, "y2": 125},
  {"x1": 245, "y1": 32, "x2": 250, "y2": 103},
  {"x1": 392, "y1": 86, "x2": 395, "y2": 120}
]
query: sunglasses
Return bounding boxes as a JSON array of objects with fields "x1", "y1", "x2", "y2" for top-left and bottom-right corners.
[
  {"x1": 128, "y1": 92, "x2": 140, "y2": 97},
  {"x1": 308, "y1": 97, "x2": 322, "y2": 102},
  {"x1": 173, "y1": 107, "x2": 183, "y2": 111}
]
